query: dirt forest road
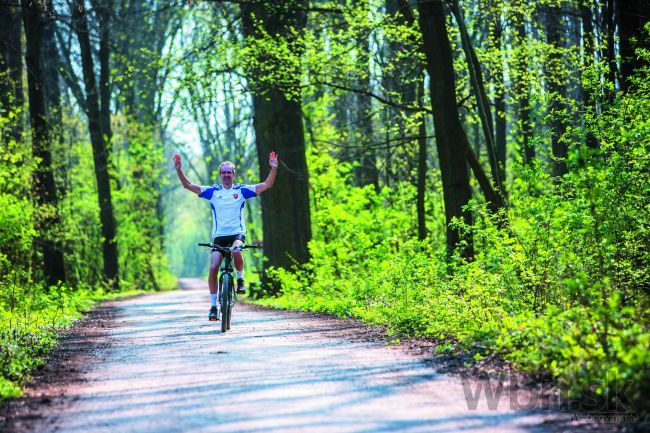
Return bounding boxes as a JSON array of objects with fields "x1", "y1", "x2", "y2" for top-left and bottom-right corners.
[{"x1": 1, "y1": 279, "x2": 609, "y2": 433}]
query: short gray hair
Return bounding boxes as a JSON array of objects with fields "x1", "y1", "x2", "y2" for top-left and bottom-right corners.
[{"x1": 219, "y1": 161, "x2": 236, "y2": 173}]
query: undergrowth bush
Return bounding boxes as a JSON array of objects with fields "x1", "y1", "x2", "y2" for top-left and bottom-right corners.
[{"x1": 0, "y1": 285, "x2": 97, "y2": 400}]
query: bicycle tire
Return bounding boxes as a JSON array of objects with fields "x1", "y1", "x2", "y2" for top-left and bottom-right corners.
[
  {"x1": 221, "y1": 274, "x2": 230, "y2": 333},
  {"x1": 226, "y1": 279, "x2": 233, "y2": 330}
]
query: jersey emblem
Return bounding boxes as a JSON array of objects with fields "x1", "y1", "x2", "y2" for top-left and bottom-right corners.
[{"x1": 234, "y1": 193, "x2": 238, "y2": 199}]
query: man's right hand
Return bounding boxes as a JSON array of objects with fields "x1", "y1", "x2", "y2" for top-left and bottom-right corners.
[{"x1": 174, "y1": 154, "x2": 201, "y2": 195}]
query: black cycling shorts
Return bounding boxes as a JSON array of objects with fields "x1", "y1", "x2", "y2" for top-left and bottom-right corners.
[{"x1": 213, "y1": 234, "x2": 245, "y2": 248}]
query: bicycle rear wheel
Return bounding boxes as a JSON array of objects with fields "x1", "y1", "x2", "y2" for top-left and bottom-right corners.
[{"x1": 220, "y1": 274, "x2": 230, "y2": 333}]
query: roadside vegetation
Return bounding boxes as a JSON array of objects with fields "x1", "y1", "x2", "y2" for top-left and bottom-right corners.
[
  {"x1": 257, "y1": 64, "x2": 650, "y2": 417},
  {"x1": 0, "y1": 286, "x2": 94, "y2": 400},
  {"x1": 0, "y1": 111, "x2": 175, "y2": 400}
]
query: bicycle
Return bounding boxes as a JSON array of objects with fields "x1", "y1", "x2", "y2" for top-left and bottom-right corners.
[{"x1": 198, "y1": 243, "x2": 260, "y2": 333}]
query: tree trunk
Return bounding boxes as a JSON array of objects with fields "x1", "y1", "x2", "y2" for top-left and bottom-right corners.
[
  {"x1": 242, "y1": 1, "x2": 312, "y2": 294},
  {"x1": 544, "y1": 5, "x2": 569, "y2": 177},
  {"x1": 513, "y1": 4, "x2": 533, "y2": 164},
  {"x1": 568, "y1": 2, "x2": 598, "y2": 155},
  {"x1": 416, "y1": 0, "x2": 473, "y2": 259},
  {"x1": 416, "y1": 77, "x2": 427, "y2": 241},
  {"x1": 384, "y1": 0, "x2": 420, "y2": 189},
  {"x1": 72, "y1": 0, "x2": 120, "y2": 289},
  {"x1": 22, "y1": 0, "x2": 67, "y2": 286},
  {"x1": 489, "y1": 7, "x2": 507, "y2": 187},
  {"x1": 579, "y1": 1, "x2": 600, "y2": 151},
  {"x1": 0, "y1": 0, "x2": 24, "y2": 143},
  {"x1": 94, "y1": 0, "x2": 113, "y2": 145},
  {"x1": 581, "y1": 3, "x2": 596, "y2": 82},
  {"x1": 449, "y1": 0, "x2": 503, "y2": 195},
  {"x1": 604, "y1": 0, "x2": 618, "y2": 94},
  {"x1": 333, "y1": 92, "x2": 353, "y2": 164},
  {"x1": 42, "y1": 0, "x2": 67, "y2": 201},
  {"x1": 353, "y1": 29, "x2": 379, "y2": 189},
  {"x1": 618, "y1": 0, "x2": 650, "y2": 91},
  {"x1": 42, "y1": 8, "x2": 61, "y2": 127}
]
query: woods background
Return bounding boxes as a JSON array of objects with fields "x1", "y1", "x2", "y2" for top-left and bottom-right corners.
[{"x1": 1, "y1": 0, "x2": 649, "y2": 425}]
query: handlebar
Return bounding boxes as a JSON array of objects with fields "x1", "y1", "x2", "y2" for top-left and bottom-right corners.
[{"x1": 197, "y1": 243, "x2": 262, "y2": 253}]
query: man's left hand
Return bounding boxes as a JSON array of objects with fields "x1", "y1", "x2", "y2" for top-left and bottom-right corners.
[{"x1": 269, "y1": 151, "x2": 278, "y2": 169}]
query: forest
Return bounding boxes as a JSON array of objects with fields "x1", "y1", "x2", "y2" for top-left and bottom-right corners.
[{"x1": 1, "y1": 0, "x2": 649, "y2": 426}]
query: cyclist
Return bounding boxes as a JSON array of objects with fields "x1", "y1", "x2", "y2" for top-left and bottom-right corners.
[{"x1": 173, "y1": 151, "x2": 278, "y2": 321}]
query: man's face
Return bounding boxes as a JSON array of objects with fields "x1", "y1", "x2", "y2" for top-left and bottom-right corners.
[{"x1": 220, "y1": 166, "x2": 235, "y2": 187}]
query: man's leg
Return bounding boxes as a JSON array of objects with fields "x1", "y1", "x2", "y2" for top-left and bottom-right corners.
[
  {"x1": 232, "y1": 239, "x2": 246, "y2": 294},
  {"x1": 208, "y1": 251, "x2": 223, "y2": 321}
]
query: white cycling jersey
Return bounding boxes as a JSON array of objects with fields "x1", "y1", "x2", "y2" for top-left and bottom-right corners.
[{"x1": 199, "y1": 183, "x2": 257, "y2": 238}]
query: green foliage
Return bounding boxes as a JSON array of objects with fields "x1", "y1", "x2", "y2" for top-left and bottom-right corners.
[
  {"x1": 0, "y1": 195, "x2": 35, "y2": 282},
  {"x1": 0, "y1": 285, "x2": 97, "y2": 401},
  {"x1": 0, "y1": 108, "x2": 35, "y2": 283},
  {"x1": 257, "y1": 68, "x2": 650, "y2": 415},
  {"x1": 112, "y1": 115, "x2": 175, "y2": 291},
  {"x1": 496, "y1": 300, "x2": 650, "y2": 401},
  {"x1": 55, "y1": 111, "x2": 103, "y2": 286}
]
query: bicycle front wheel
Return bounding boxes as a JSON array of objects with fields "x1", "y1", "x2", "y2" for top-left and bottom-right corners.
[
  {"x1": 220, "y1": 274, "x2": 230, "y2": 333},
  {"x1": 226, "y1": 281, "x2": 234, "y2": 330}
]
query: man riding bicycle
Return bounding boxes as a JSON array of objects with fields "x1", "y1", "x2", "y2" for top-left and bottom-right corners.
[{"x1": 173, "y1": 152, "x2": 278, "y2": 321}]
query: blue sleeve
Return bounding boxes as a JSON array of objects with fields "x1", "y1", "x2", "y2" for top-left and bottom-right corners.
[
  {"x1": 199, "y1": 187, "x2": 215, "y2": 199},
  {"x1": 241, "y1": 185, "x2": 257, "y2": 199}
]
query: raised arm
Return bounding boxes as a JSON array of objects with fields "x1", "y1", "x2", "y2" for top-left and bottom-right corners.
[
  {"x1": 255, "y1": 151, "x2": 278, "y2": 195},
  {"x1": 173, "y1": 154, "x2": 201, "y2": 195}
]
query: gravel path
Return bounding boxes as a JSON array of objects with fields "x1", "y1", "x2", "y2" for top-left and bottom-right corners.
[{"x1": 0, "y1": 278, "x2": 609, "y2": 433}]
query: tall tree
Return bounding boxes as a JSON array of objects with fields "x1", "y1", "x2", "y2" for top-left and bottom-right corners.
[
  {"x1": 0, "y1": 0, "x2": 24, "y2": 143},
  {"x1": 72, "y1": 0, "x2": 120, "y2": 289},
  {"x1": 578, "y1": 0, "x2": 599, "y2": 151},
  {"x1": 112, "y1": 0, "x2": 181, "y2": 125},
  {"x1": 416, "y1": 76, "x2": 427, "y2": 241},
  {"x1": 242, "y1": 0, "x2": 312, "y2": 293},
  {"x1": 398, "y1": 0, "x2": 505, "y2": 238},
  {"x1": 618, "y1": 0, "x2": 650, "y2": 91},
  {"x1": 488, "y1": 1, "x2": 507, "y2": 186},
  {"x1": 512, "y1": 1, "x2": 533, "y2": 164},
  {"x1": 112, "y1": 0, "x2": 183, "y2": 284},
  {"x1": 92, "y1": 0, "x2": 113, "y2": 146},
  {"x1": 42, "y1": 0, "x2": 67, "y2": 201},
  {"x1": 386, "y1": 0, "x2": 430, "y2": 235},
  {"x1": 353, "y1": 26, "x2": 379, "y2": 188},
  {"x1": 603, "y1": 0, "x2": 618, "y2": 94},
  {"x1": 450, "y1": 0, "x2": 503, "y2": 195},
  {"x1": 22, "y1": 0, "x2": 67, "y2": 286},
  {"x1": 544, "y1": 4, "x2": 569, "y2": 177},
  {"x1": 416, "y1": 0, "x2": 474, "y2": 258},
  {"x1": 42, "y1": 1, "x2": 62, "y2": 122}
]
